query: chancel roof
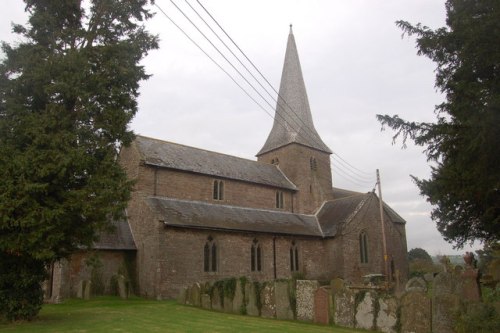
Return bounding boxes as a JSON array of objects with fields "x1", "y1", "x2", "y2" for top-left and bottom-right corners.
[
  {"x1": 147, "y1": 197, "x2": 321, "y2": 237},
  {"x1": 145, "y1": 187, "x2": 405, "y2": 238},
  {"x1": 257, "y1": 27, "x2": 332, "y2": 156},
  {"x1": 134, "y1": 136, "x2": 297, "y2": 190}
]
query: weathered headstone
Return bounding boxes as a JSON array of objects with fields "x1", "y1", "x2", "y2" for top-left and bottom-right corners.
[
  {"x1": 433, "y1": 292, "x2": 461, "y2": 333},
  {"x1": 76, "y1": 280, "x2": 84, "y2": 299},
  {"x1": 405, "y1": 277, "x2": 427, "y2": 293},
  {"x1": 376, "y1": 296, "x2": 397, "y2": 333},
  {"x1": 83, "y1": 280, "x2": 91, "y2": 300},
  {"x1": 223, "y1": 296, "x2": 234, "y2": 313},
  {"x1": 330, "y1": 278, "x2": 344, "y2": 295},
  {"x1": 275, "y1": 281, "x2": 293, "y2": 320},
  {"x1": 355, "y1": 291, "x2": 375, "y2": 330},
  {"x1": 201, "y1": 294, "x2": 211, "y2": 309},
  {"x1": 296, "y1": 280, "x2": 319, "y2": 321},
  {"x1": 245, "y1": 282, "x2": 259, "y2": 316},
  {"x1": 400, "y1": 291, "x2": 431, "y2": 333},
  {"x1": 188, "y1": 283, "x2": 201, "y2": 307},
  {"x1": 232, "y1": 280, "x2": 244, "y2": 314},
  {"x1": 333, "y1": 288, "x2": 356, "y2": 328},
  {"x1": 260, "y1": 283, "x2": 276, "y2": 318},
  {"x1": 462, "y1": 252, "x2": 481, "y2": 302},
  {"x1": 314, "y1": 287, "x2": 330, "y2": 325},
  {"x1": 177, "y1": 287, "x2": 187, "y2": 304},
  {"x1": 211, "y1": 288, "x2": 223, "y2": 311},
  {"x1": 117, "y1": 274, "x2": 127, "y2": 299}
]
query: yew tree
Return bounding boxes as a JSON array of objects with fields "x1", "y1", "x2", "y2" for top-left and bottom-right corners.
[
  {"x1": 377, "y1": 0, "x2": 499, "y2": 248},
  {"x1": 0, "y1": 0, "x2": 157, "y2": 320}
]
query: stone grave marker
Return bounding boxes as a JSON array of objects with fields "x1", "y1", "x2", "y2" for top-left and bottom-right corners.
[
  {"x1": 275, "y1": 281, "x2": 293, "y2": 320},
  {"x1": 260, "y1": 283, "x2": 276, "y2": 318},
  {"x1": 355, "y1": 291, "x2": 375, "y2": 330},
  {"x1": 296, "y1": 280, "x2": 319, "y2": 321},
  {"x1": 400, "y1": 291, "x2": 431, "y2": 333}
]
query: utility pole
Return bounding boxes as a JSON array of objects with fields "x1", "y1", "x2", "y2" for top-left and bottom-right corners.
[{"x1": 376, "y1": 169, "x2": 389, "y2": 286}]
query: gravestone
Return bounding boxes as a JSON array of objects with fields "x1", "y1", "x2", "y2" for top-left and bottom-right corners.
[
  {"x1": 330, "y1": 278, "x2": 344, "y2": 295},
  {"x1": 433, "y1": 272, "x2": 461, "y2": 333},
  {"x1": 333, "y1": 288, "x2": 355, "y2": 328},
  {"x1": 245, "y1": 282, "x2": 259, "y2": 316},
  {"x1": 232, "y1": 280, "x2": 244, "y2": 314},
  {"x1": 462, "y1": 252, "x2": 481, "y2": 302},
  {"x1": 355, "y1": 291, "x2": 375, "y2": 330},
  {"x1": 423, "y1": 272, "x2": 435, "y2": 283},
  {"x1": 405, "y1": 277, "x2": 427, "y2": 293},
  {"x1": 83, "y1": 280, "x2": 91, "y2": 300},
  {"x1": 117, "y1": 274, "x2": 127, "y2": 299},
  {"x1": 275, "y1": 281, "x2": 293, "y2": 320},
  {"x1": 211, "y1": 288, "x2": 223, "y2": 311},
  {"x1": 400, "y1": 291, "x2": 431, "y2": 333},
  {"x1": 177, "y1": 287, "x2": 187, "y2": 304},
  {"x1": 314, "y1": 287, "x2": 330, "y2": 325},
  {"x1": 376, "y1": 296, "x2": 397, "y2": 333},
  {"x1": 296, "y1": 280, "x2": 319, "y2": 321},
  {"x1": 188, "y1": 283, "x2": 201, "y2": 307},
  {"x1": 223, "y1": 296, "x2": 234, "y2": 313},
  {"x1": 76, "y1": 280, "x2": 84, "y2": 298},
  {"x1": 260, "y1": 283, "x2": 276, "y2": 318},
  {"x1": 201, "y1": 294, "x2": 211, "y2": 309}
]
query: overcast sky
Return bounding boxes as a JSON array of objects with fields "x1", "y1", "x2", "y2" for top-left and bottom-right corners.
[{"x1": 1, "y1": 0, "x2": 482, "y2": 256}]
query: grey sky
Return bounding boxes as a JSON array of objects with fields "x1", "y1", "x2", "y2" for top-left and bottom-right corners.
[{"x1": 0, "y1": 0, "x2": 481, "y2": 255}]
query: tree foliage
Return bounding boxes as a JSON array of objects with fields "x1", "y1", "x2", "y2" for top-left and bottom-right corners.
[
  {"x1": 377, "y1": 0, "x2": 500, "y2": 248},
  {"x1": 0, "y1": 0, "x2": 157, "y2": 320},
  {"x1": 408, "y1": 248, "x2": 433, "y2": 262}
]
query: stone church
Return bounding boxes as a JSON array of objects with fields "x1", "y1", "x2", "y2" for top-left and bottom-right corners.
[{"x1": 47, "y1": 29, "x2": 408, "y2": 300}]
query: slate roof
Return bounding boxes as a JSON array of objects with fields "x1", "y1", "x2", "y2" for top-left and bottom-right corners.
[
  {"x1": 146, "y1": 197, "x2": 322, "y2": 237},
  {"x1": 134, "y1": 136, "x2": 297, "y2": 191},
  {"x1": 93, "y1": 219, "x2": 136, "y2": 250},
  {"x1": 257, "y1": 27, "x2": 331, "y2": 156}
]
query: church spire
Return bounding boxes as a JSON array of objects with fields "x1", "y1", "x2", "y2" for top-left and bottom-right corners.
[{"x1": 257, "y1": 26, "x2": 332, "y2": 156}]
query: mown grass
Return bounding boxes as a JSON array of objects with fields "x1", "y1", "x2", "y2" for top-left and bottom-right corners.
[{"x1": 0, "y1": 297, "x2": 368, "y2": 332}]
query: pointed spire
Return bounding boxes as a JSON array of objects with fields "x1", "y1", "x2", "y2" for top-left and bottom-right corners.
[{"x1": 257, "y1": 27, "x2": 332, "y2": 156}]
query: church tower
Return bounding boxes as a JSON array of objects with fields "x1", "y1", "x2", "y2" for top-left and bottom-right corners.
[{"x1": 257, "y1": 26, "x2": 333, "y2": 214}]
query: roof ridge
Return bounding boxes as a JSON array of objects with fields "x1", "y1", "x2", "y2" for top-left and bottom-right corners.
[{"x1": 136, "y1": 135, "x2": 282, "y2": 168}]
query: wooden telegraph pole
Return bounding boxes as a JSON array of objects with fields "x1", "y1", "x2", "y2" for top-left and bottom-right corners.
[{"x1": 376, "y1": 169, "x2": 389, "y2": 287}]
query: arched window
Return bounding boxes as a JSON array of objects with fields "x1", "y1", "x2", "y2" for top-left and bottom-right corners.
[
  {"x1": 290, "y1": 241, "x2": 299, "y2": 272},
  {"x1": 276, "y1": 191, "x2": 284, "y2": 209},
  {"x1": 359, "y1": 232, "x2": 368, "y2": 264},
  {"x1": 204, "y1": 236, "x2": 217, "y2": 272},
  {"x1": 213, "y1": 180, "x2": 224, "y2": 200},
  {"x1": 310, "y1": 157, "x2": 317, "y2": 171},
  {"x1": 251, "y1": 239, "x2": 262, "y2": 272}
]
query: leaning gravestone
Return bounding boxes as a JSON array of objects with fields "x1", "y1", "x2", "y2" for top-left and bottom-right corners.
[
  {"x1": 188, "y1": 283, "x2": 201, "y2": 307},
  {"x1": 177, "y1": 287, "x2": 187, "y2": 304},
  {"x1": 296, "y1": 280, "x2": 319, "y2": 321},
  {"x1": 400, "y1": 291, "x2": 431, "y2": 333},
  {"x1": 260, "y1": 283, "x2": 276, "y2": 318},
  {"x1": 333, "y1": 288, "x2": 356, "y2": 328},
  {"x1": 275, "y1": 281, "x2": 293, "y2": 320},
  {"x1": 355, "y1": 291, "x2": 375, "y2": 330}
]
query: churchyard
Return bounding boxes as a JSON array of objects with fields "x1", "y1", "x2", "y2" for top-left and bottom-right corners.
[{"x1": 0, "y1": 297, "x2": 366, "y2": 333}]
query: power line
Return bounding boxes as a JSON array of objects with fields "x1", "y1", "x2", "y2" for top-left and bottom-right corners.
[{"x1": 154, "y1": 1, "x2": 375, "y2": 190}]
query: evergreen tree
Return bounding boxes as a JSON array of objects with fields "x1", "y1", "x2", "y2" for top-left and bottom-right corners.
[
  {"x1": 0, "y1": 0, "x2": 157, "y2": 320},
  {"x1": 377, "y1": 0, "x2": 500, "y2": 248}
]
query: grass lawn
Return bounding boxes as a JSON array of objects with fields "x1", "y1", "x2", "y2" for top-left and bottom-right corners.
[{"x1": 0, "y1": 297, "x2": 369, "y2": 333}]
